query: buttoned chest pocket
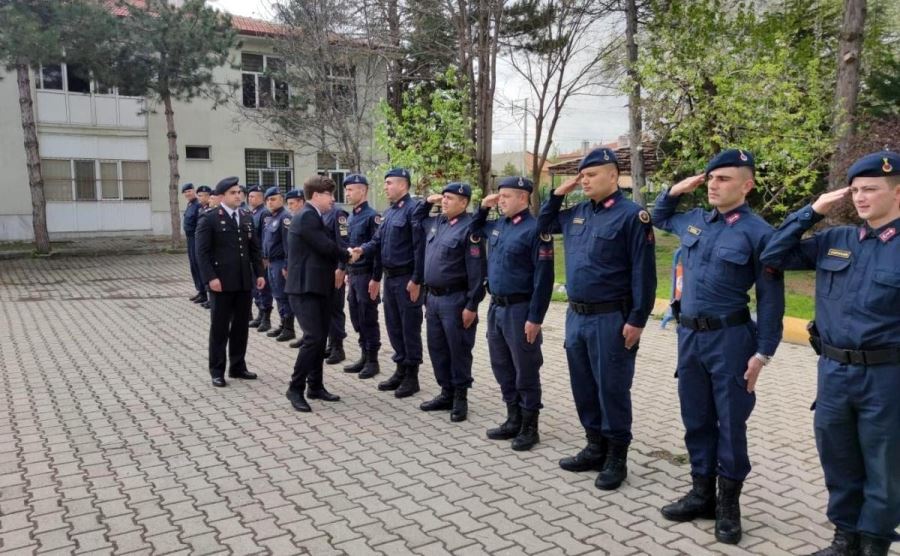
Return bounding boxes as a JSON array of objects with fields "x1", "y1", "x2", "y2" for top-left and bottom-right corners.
[
  {"x1": 816, "y1": 256, "x2": 851, "y2": 300},
  {"x1": 563, "y1": 223, "x2": 587, "y2": 258},
  {"x1": 866, "y1": 269, "x2": 900, "y2": 310},
  {"x1": 714, "y1": 243, "x2": 752, "y2": 282},
  {"x1": 591, "y1": 226, "x2": 620, "y2": 261},
  {"x1": 679, "y1": 233, "x2": 701, "y2": 270}
]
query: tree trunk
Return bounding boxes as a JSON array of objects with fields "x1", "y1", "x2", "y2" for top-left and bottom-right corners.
[
  {"x1": 16, "y1": 64, "x2": 51, "y2": 254},
  {"x1": 625, "y1": 0, "x2": 645, "y2": 205},
  {"x1": 385, "y1": 0, "x2": 404, "y2": 117},
  {"x1": 163, "y1": 92, "x2": 182, "y2": 248},
  {"x1": 828, "y1": 0, "x2": 867, "y2": 190}
]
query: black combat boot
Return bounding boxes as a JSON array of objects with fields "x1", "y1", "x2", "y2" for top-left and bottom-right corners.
[
  {"x1": 559, "y1": 432, "x2": 607, "y2": 472},
  {"x1": 858, "y1": 535, "x2": 890, "y2": 556},
  {"x1": 325, "y1": 339, "x2": 345, "y2": 364},
  {"x1": 256, "y1": 309, "x2": 272, "y2": 333},
  {"x1": 395, "y1": 364, "x2": 420, "y2": 398},
  {"x1": 661, "y1": 474, "x2": 717, "y2": 522},
  {"x1": 511, "y1": 409, "x2": 539, "y2": 451},
  {"x1": 715, "y1": 476, "x2": 743, "y2": 545},
  {"x1": 266, "y1": 318, "x2": 284, "y2": 337},
  {"x1": 249, "y1": 307, "x2": 263, "y2": 328},
  {"x1": 808, "y1": 528, "x2": 860, "y2": 556},
  {"x1": 450, "y1": 388, "x2": 468, "y2": 422},
  {"x1": 343, "y1": 347, "x2": 366, "y2": 373},
  {"x1": 275, "y1": 318, "x2": 295, "y2": 342},
  {"x1": 324, "y1": 341, "x2": 333, "y2": 358},
  {"x1": 595, "y1": 440, "x2": 628, "y2": 490},
  {"x1": 358, "y1": 350, "x2": 380, "y2": 379},
  {"x1": 420, "y1": 388, "x2": 453, "y2": 411},
  {"x1": 378, "y1": 364, "x2": 405, "y2": 391},
  {"x1": 486, "y1": 402, "x2": 522, "y2": 440}
]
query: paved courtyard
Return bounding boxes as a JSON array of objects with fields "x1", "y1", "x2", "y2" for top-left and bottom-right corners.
[{"x1": 0, "y1": 253, "x2": 889, "y2": 555}]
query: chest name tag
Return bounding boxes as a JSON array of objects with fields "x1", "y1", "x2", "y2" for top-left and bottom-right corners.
[
  {"x1": 827, "y1": 248, "x2": 851, "y2": 259},
  {"x1": 688, "y1": 225, "x2": 702, "y2": 236},
  {"x1": 573, "y1": 217, "x2": 585, "y2": 225},
  {"x1": 492, "y1": 229, "x2": 500, "y2": 237}
]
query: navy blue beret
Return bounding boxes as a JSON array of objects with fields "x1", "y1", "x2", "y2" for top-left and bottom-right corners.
[
  {"x1": 442, "y1": 182, "x2": 472, "y2": 198},
  {"x1": 284, "y1": 189, "x2": 304, "y2": 200},
  {"x1": 385, "y1": 168, "x2": 411, "y2": 181},
  {"x1": 343, "y1": 174, "x2": 369, "y2": 187},
  {"x1": 213, "y1": 176, "x2": 240, "y2": 196},
  {"x1": 196, "y1": 185, "x2": 211, "y2": 194},
  {"x1": 264, "y1": 186, "x2": 281, "y2": 199},
  {"x1": 497, "y1": 176, "x2": 534, "y2": 193},
  {"x1": 246, "y1": 185, "x2": 262, "y2": 194},
  {"x1": 705, "y1": 149, "x2": 754, "y2": 175},
  {"x1": 578, "y1": 148, "x2": 618, "y2": 172},
  {"x1": 180, "y1": 183, "x2": 194, "y2": 192},
  {"x1": 847, "y1": 151, "x2": 900, "y2": 183}
]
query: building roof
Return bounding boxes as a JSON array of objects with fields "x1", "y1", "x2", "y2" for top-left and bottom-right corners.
[
  {"x1": 547, "y1": 141, "x2": 660, "y2": 175},
  {"x1": 107, "y1": 1, "x2": 289, "y2": 37}
]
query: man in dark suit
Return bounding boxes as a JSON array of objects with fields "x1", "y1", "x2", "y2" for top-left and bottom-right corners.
[
  {"x1": 284, "y1": 175, "x2": 357, "y2": 412},
  {"x1": 195, "y1": 176, "x2": 266, "y2": 387}
]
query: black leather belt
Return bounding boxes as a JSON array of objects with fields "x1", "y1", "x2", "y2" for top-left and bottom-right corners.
[
  {"x1": 569, "y1": 300, "x2": 628, "y2": 315},
  {"x1": 680, "y1": 308, "x2": 751, "y2": 331},
  {"x1": 348, "y1": 266, "x2": 373, "y2": 276},
  {"x1": 822, "y1": 343, "x2": 900, "y2": 366},
  {"x1": 383, "y1": 264, "x2": 414, "y2": 278},
  {"x1": 426, "y1": 284, "x2": 467, "y2": 296},
  {"x1": 491, "y1": 293, "x2": 530, "y2": 307}
]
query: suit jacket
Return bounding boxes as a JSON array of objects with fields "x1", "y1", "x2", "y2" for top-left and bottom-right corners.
[
  {"x1": 195, "y1": 206, "x2": 264, "y2": 292},
  {"x1": 285, "y1": 204, "x2": 351, "y2": 296}
]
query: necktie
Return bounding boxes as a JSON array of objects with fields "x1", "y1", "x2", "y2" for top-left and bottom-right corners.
[{"x1": 232, "y1": 211, "x2": 238, "y2": 227}]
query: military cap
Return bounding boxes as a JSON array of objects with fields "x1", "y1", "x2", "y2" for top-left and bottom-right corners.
[
  {"x1": 442, "y1": 182, "x2": 472, "y2": 198},
  {"x1": 246, "y1": 185, "x2": 262, "y2": 194},
  {"x1": 196, "y1": 185, "x2": 212, "y2": 194},
  {"x1": 847, "y1": 150, "x2": 900, "y2": 183},
  {"x1": 213, "y1": 176, "x2": 240, "y2": 195},
  {"x1": 385, "y1": 168, "x2": 411, "y2": 181},
  {"x1": 264, "y1": 186, "x2": 282, "y2": 199},
  {"x1": 705, "y1": 149, "x2": 755, "y2": 175},
  {"x1": 578, "y1": 148, "x2": 618, "y2": 172},
  {"x1": 343, "y1": 174, "x2": 369, "y2": 187},
  {"x1": 497, "y1": 176, "x2": 534, "y2": 193},
  {"x1": 284, "y1": 189, "x2": 304, "y2": 200},
  {"x1": 180, "y1": 182, "x2": 194, "y2": 193}
]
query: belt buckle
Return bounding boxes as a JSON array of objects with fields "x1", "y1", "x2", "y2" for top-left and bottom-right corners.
[
  {"x1": 696, "y1": 317, "x2": 710, "y2": 331},
  {"x1": 847, "y1": 350, "x2": 866, "y2": 365}
]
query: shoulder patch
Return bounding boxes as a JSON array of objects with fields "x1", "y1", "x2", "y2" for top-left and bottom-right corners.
[
  {"x1": 638, "y1": 210, "x2": 651, "y2": 224},
  {"x1": 374, "y1": 215, "x2": 383, "y2": 225},
  {"x1": 338, "y1": 215, "x2": 348, "y2": 225},
  {"x1": 540, "y1": 232, "x2": 552, "y2": 242},
  {"x1": 283, "y1": 218, "x2": 292, "y2": 227},
  {"x1": 469, "y1": 233, "x2": 481, "y2": 243}
]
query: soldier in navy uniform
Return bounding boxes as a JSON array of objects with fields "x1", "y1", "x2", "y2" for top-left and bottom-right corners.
[
  {"x1": 539, "y1": 148, "x2": 657, "y2": 491},
  {"x1": 248, "y1": 186, "x2": 273, "y2": 331},
  {"x1": 413, "y1": 183, "x2": 486, "y2": 422},
  {"x1": 342, "y1": 175, "x2": 383, "y2": 378},
  {"x1": 196, "y1": 184, "x2": 211, "y2": 210},
  {"x1": 353, "y1": 168, "x2": 426, "y2": 398},
  {"x1": 181, "y1": 183, "x2": 205, "y2": 303},
  {"x1": 194, "y1": 176, "x2": 265, "y2": 388},
  {"x1": 284, "y1": 176, "x2": 356, "y2": 412},
  {"x1": 472, "y1": 176, "x2": 554, "y2": 451},
  {"x1": 653, "y1": 149, "x2": 785, "y2": 545},
  {"x1": 261, "y1": 186, "x2": 294, "y2": 343},
  {"x1": 194, "y1": 185, "x2": 214, "y2": 308},
  {"x1": 322, "y1": 203, "x2": 351, "y2": 364},
  {"x1": 761, "y1": 151, "x2": 900, "y2": 556},
  {"x1": 282, "y1": 189, "x2": 306, "y2": 349}
]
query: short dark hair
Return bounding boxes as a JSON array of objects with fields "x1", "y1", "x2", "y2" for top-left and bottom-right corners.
[{"x1": 303, "y1": 175, "x2": 336, "y2": 199}]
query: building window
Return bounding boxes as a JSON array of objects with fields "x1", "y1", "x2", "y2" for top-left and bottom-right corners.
[
  {"x1": 37, "y1": 64, "x2": 64, "y2": 90},
  {"x1": 316, "y1": 65, "x2": 356, "y2": 114},
  {"x1": 186, "y1": 146, "x2": 211, "y2": 160},
  {"x1": 40, "y1": 159, "x2": 150, "y2": 201},
  {"x1": 66, "y1": 64, "x2": 91, "y2": 94},
  {"x1": 241, "y1": 53, "x2": 289, "y2": 109},
  {"x1": 245, "y1": 149, "x2": 293, "y2": 190},
  {"x1": 35, "y1": 62, "x2": 140, "y2": 97}
]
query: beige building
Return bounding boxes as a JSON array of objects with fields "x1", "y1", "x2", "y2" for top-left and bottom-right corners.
[{"x1": 0, "y1": 15, "x2": 386, "y2": 241}]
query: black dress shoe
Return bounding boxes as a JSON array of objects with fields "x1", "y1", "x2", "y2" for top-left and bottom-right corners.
[
  {"x1": 286, "y1": 390, "x2": 311, "y2": 412},
  {"x1": 228, "y1": 370, "x2": 258, "y2": 380},
  {"x1": 201, "y1": 301, "x2": 210, "y2": 309},
  {"x1": 189, "y1": 293, "x2": 201, "y2": 302},
  {"x1": 307, "y1": 388, "x2": 340, "y2": 402},
  {"x1": 211, "y1": 377, "x2": 227, "y2": 387},
  {"x1": 194, "y1": 295, "x2": 208, "y2": 304}
]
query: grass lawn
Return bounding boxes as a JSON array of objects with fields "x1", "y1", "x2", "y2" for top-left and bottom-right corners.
[{"x1": 551, "y1": 232, "x2": 816, "y2": 320}]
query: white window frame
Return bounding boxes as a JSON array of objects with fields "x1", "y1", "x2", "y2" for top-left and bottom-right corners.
[
  {"x1": 241, "y1": 53, "x2": 290, "y2": 109},
  {"x1": 35, "y1": 63, "x2": 142, "y2": 98},
  {"x1": 245, "y1": 149, "x2": 294, "y2": 190}
]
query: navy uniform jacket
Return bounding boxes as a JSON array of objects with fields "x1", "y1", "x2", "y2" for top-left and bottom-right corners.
[
  {"x1": 415, "y1": 202, "x2": 487, "y2": 311},
  {"x1": 262, "y1": 206, "x2": 291, "y2": 261},
  {"x1": 653, "y1": 190, "x2": 785, "y2": 356},
  {"x1": 760, "y1": 207, "x2": 899, "y2": 350},
  {"x1": 285, "y1": 204, "x2": 350, "y2": 296},
  {"x1": 194, "y1": 207, "x2": 264, "y2": 292},
  {"x1": 539, "y1": 189, "x2": 657, "y2": 328},
  {"x1": 324, "y1": 207, "x2": 350, "y2": 272},
  {"x1": 360, "y1": 193, "x2": 426, "y2": 283},
  {"x1": 251, "y1": 205, "x2": 269, "y2": 242},
  {"x1": 472, "y1": 207, "x2": 554, "y2": 324},
  {"x1": 183, "y1": 198, "x2": 201, "y2": 237},
  {"x1": 347, "y1": 202, "x2": 383, "y2": 281}
]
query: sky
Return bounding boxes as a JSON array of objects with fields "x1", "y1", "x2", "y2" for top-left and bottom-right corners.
[{"x1": 211, "y1": 0, "x2": 630, "y2": 156}]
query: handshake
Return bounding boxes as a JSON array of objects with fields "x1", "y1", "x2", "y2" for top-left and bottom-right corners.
[{"x1": 347, "y1": 247, "x2": 364, "y2": 264}]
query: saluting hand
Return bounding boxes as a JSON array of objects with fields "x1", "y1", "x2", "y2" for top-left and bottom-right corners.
[
  {"x1": 209, "y1": 278, "x2": 222, "y2": 292},
  {"x1": 481, "y1": 193, "x2": 500, "y2": 208},
  {"x1": 427, "y1": 194, "x2": 443, "y2": 204},
  {"x1": 812, "y1": 187, "x2": 850, "y2": 216},
  {"x1": 524, "y1": 321, "x2": 541, "y2": 344},
  {"x1": 368, "y1": 280, "x2": 380, "y2": 301},
  {"x1": 407, "y1": 281, "x2": 421, "y2": 303},
  {"x1": 669, "y1": 173, "x2": 706, "y2": 196},
  {"x1": 743, "y1": 355, "x2": 764, "y2": 393},
  {"x1": 554, "y1": 174, "x2": 581, "y2": 196},
  {"x1": 622, "y1": 324, "x2": 643, "y2": 350},
  {"x1": 462, "y1": 308, "x2": 477, "y2": 329}
]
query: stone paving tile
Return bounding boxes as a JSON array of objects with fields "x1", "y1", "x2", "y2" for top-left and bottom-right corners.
[{"x1": 1, "y1": 253, "x2": 897, "y2": 555}]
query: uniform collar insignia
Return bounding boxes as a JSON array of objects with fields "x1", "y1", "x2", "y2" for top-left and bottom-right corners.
[
  {"x1": 450, "y1": 217, "x2": 458, "y2": 226},
  {"x1": 726, "y1": 213, "x2": 740, "y2": 225},
  {"x1": 354, "y1": 206, "x2": 361, "y2": 214},
  {"x1": 512, "y1": 215, "x2": 522, "y2": 225},
  {"x1": 879, "y1": 227, "x2": 896, "y2": 243},
  {"x1": 398, "y1": 200, "x2": 405, "y2": 208},
  {"x1": 603, "y1": 197, "x2": 616, "y2": 209},
  {"x1": 218, "y1": 209, "x2": 224, "y2": 216},
  {"x1": 859, "y1": 227, "x2": 868, "y2": 242}
]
